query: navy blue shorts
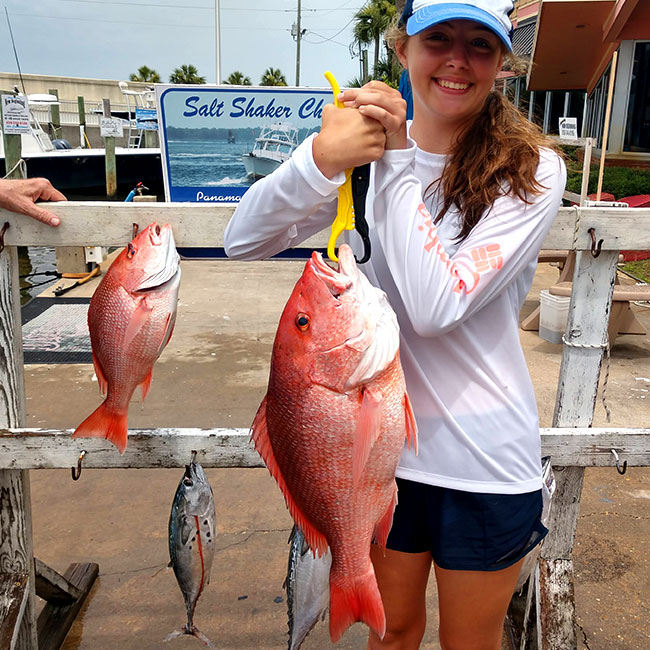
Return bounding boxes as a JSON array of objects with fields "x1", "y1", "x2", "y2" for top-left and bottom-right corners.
[{"x1": 385, "y1": 478, "x2": 548, "y2": 572}]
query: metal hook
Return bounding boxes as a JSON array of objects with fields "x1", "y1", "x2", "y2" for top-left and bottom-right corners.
[
  {"x1": 71, "y1": 450, "x2": 86, "y2": 481},
  {"x1": 588, "y1": 227, "x2": 603, "y2": 258},
  {"x1": 0, "y1": 222, "x2": 9, "y2": 254},
  {"x1": 132, "y1": 223, "x2": 139, "y2": 239},
  {"x1": 611, "y1": 449, "x2": 627, "y2": 475},
  {"x1": 190, "y1": 449, "x2": 198, "y2": 465}
]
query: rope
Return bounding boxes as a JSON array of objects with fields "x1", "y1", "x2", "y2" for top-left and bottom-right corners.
[
  {"x1": 3, "y1": 158, "x2": 26, "y2": 179},
  {"x1": 561, "y1": 334, "x2": 611, "y2": 422},
  {"x1": 571, "y1": 205, "x2": 581, "y2": 250}
]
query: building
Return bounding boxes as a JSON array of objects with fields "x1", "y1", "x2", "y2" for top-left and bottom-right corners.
[{"x1": 508, "y1": 0, "x2": 650, "y2": 165}]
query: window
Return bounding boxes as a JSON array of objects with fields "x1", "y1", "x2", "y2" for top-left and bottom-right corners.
[
  {"x1": 624, "y1": 41, "x2": 650, "y2": 152},
  {"x1": 583, "y1": 66, "x2": 610, "y2": 148}
]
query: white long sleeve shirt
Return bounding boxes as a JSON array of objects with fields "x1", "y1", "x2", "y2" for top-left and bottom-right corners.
[{"x1": 224, "y1": 132, "x2": 566, "y2": 494}]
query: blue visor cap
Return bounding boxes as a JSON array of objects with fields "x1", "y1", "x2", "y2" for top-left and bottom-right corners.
[{"x1": 406, "y1": 3, "x2": 513, "y2": 52}]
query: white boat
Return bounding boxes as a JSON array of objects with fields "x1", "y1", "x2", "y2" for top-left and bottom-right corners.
[
  {"x1": 0, "y1": 90, "x2": 163, "y2": 196},
  {"x1": 242, "y1": 123, "x2": 299, "y2": 180}
]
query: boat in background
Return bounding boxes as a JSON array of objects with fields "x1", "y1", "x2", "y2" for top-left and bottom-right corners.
[
  {"x1": 0, "y1": 91, "x2": 163, "y2": 197},
  {"x1": 242, "y1": 123, "x2": 299, "y2": 180}
]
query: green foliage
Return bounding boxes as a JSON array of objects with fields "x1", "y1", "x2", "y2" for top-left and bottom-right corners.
[
  {"x1": 169, "y1": 64, "x2": 206, "y2": 84},
  {"x1": 260, "y1": 68, "x2": 287, "y2": 86},
  {"x1": 621, "y1": 259, "x2": 650, "y2": 283},
  {"x1": 129, "y1": 65, "x2": 161, "y2": 83},
  {"x1": 347, "y1": 76, "x2": 365, "y2": 88},
  {"x1": 373, "y1": 56, "x2": 401, "y2": 89},
  {"x1": 566, "y1": 164, "x2": 650, "y2": 200},
  {"x1": 353, "y1": 0, "x2": 397, "y2": 70},
  {"x1": 225, "y1": 71, "x2": 252, "y2": 86}
]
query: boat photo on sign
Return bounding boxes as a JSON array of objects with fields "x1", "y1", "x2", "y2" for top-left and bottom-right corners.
[{"x1": 156, "y1": 85, "x2": 332, "y2": 203}]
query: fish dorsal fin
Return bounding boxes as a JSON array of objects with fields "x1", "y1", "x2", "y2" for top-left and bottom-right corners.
[
  {"x1": 404, "y1": 392, "x2": 418, "y2": 455},
  {"x1": 251, "y1": 396, "x2": 328, "y2": 557},
  {"x1": 352, "y1": 387, "x2": 382, "y2": 489}
]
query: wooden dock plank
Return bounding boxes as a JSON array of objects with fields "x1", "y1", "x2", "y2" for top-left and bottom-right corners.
[
  {"x1": 34, "y1": 559, "x2": 82, "y2": 606},
  {"x1": 0, "y1": 574, "x2": 29, "y2": 650},
  {"x1": 36, "y1": 563, "x2": 98, "y2": 650}
]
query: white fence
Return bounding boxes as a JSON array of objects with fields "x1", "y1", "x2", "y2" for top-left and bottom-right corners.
[{"x1": 1, "y1": 203, "x2": 649, "y2": 649}]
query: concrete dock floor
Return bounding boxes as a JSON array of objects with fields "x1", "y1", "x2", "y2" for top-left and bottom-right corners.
[{"x1": 24, "y1": 258, "x2": 650, "y2": 650}]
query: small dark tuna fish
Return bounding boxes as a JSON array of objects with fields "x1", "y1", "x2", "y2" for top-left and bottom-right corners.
[
  {"x1": 285, "y1": 525, "x2": 331, "y2": 650},
  {"x1": 166, "y1": 460, "x2": 216, "y2": 649}
]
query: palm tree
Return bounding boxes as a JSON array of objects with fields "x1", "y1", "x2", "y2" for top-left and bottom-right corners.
[
  {"x1": 129, "y1": 65, "x2": 161, "y2": 83},
  {"x1": 260, "y1": 67, "x2": 287, "y2": 87},
  {"x1": 373, "y1": 56, "x2": 402, "y2": 89},
  {"x1": 353, "y1": 0, "x2": 397, "y2": 74},
  {"x1": 225, "y1": 71, "x2": 252, "y2": 86},
  {"x1": 169, "y1": 64, "x2": 206, "y2": 84}
]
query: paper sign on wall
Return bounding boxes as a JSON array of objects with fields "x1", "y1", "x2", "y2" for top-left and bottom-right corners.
[
  {"x1": 559, "y1": 117, "x2": 578, "y2": 139},
  {"x1": 100, "y1": 117, "x2": 124, "y2": 138},
  {"x1": 1, "y1": 95, "x2": 31, "y2": 134}
]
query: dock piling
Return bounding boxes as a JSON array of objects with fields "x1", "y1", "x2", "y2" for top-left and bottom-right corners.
[{"x1": 102, "y1": 98, "x2": 117, "y2": 198}]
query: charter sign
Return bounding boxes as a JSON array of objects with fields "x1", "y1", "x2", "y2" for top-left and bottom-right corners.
[{"x1": 156, "y1": 85, "x2": 332, "y2": 203}]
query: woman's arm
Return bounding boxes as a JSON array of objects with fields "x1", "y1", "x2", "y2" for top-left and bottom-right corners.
[
  {"x1": 224, "y1": 100, "x2": 387, "y2": 261},
  {"x1": 372, "y1": 146, "x2": 567, "y2": 337}
]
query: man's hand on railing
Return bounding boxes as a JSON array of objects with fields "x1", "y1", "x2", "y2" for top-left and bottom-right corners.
[{"x1": 0, "y1": 178, "x2": 67, "y2": 227}]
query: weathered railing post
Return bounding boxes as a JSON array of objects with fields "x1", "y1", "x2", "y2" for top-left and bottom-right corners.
[
  {"x1": 0, "y1": 241, "x2": 37, "y2": 649},
  {"x1": 540, "y1": 246, "x2": 619, "y2": 649}
]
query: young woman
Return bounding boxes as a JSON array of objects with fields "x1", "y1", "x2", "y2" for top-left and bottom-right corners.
[{"x1": 225, "y1": 1, "x2": 566, "y2": 647}]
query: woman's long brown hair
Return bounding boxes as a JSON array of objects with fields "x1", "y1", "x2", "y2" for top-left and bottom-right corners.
[{"x1": 386, "y1": 22, "x2": 558, "y2": 241}]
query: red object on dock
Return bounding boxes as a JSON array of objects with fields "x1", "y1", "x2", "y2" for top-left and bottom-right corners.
[
  {"x1": 619, "y1": 195, "x2": 650, "y2": 208},
  {"x1": 618, "y1": 196, "x2": 650, "y2": 261}
]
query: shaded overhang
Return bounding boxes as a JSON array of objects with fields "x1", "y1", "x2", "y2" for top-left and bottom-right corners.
[{"x1": 527, "y1": 0, "x2": 646, "y2": 93}]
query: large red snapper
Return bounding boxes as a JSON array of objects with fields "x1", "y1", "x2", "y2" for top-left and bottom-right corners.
[
  {"x1": 252, "y1": 244, "x2": 417, "y2": 643},
  {"x1": 72, "y1": 222, "x2": 180, "y2": 454}
]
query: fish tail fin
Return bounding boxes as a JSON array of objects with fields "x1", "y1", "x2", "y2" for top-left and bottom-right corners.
[
  {"x1": 72, "y1": 402, "x2": 128, "y2": 454},
  {"x1": 329, "y1": 569, "x2": 385, "y2": 643},
  {"x1": 164, "y1": 625, "x2": 215, "y2": 649}
]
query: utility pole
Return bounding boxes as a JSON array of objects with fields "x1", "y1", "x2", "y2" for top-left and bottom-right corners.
[
  {"x1": 295, "y1": 0, "x2": 302, "y2": 86},
  {"x1": 215, "y1": 0, "x2": 222, "y2": 84}
]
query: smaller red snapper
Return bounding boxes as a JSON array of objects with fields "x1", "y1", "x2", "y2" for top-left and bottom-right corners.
[{"x1": 72, "y1": 222, "x2": 180, "y2": 453}]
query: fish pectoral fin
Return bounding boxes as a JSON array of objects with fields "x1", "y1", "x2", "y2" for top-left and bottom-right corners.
[
  {"x1": 180, "y1": 517, "x2": 195, "y2": 547},
  {"x1": 352, "y1": 387, "x2": 383, "y2": 489},
  {"x1": 91, "y1": 350, "x2": 108, "y2": 396},
  {"x1": 251, "y1": 397, "x2": 328, "y2": 557},
  {"x1": 404, "y1": 392, "x2": 418, "y2": 455},
  {"x1": 122, "y1": 297, "x2": 154, "y2": 350},
  {"x1": 373, "y1": 482, "x2": 398, "y2": 549}
]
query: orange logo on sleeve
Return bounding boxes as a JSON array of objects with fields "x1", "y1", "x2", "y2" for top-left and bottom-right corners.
[{"x1": 471, "y1": 244, "x2": 503, "y2": 273}]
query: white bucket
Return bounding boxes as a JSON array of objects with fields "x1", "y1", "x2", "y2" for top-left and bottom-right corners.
[{"x1": 539, "y1": 290, "x2": 570, "y2": 344}]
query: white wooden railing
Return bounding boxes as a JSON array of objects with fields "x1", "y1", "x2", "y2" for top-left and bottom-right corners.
[{"x1": 1, "y1": 203, "x2": 649, "y2": 649}]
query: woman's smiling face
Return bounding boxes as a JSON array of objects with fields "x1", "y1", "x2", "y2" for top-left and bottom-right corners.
[{"x1": 397, "y1": 19, "x2": 505, "y2": 129}]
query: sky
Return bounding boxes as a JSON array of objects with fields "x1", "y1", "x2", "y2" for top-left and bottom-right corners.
[{"x1": 0, "y1": 0, "x2": 370, "y2": 90}]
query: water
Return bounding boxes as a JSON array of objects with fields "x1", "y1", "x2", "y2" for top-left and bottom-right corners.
[
  {"x1": 19, "y1": 246, "x2": 58, "y2": 304},
  {"x1": 168, "y1": 140, "x2": 255, "y2": 188},
  {"x1": 18, "y1": 192, "x2": 120, "y2": 304}
]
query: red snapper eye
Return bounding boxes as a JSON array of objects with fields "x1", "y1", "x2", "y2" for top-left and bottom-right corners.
[
  {"x1": 127, "y1": 243, "x2": 137, "y2": 259},
  {"x1": 295, "y1": 313, "x2": 310, "y2": 331}
]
